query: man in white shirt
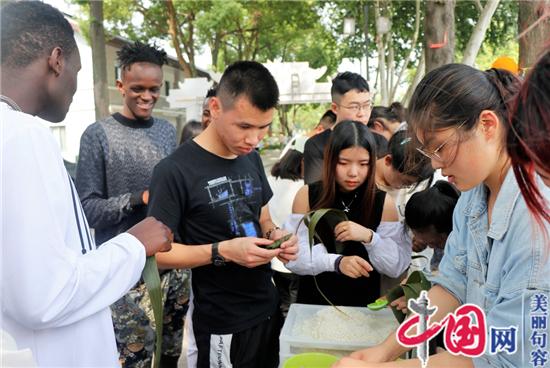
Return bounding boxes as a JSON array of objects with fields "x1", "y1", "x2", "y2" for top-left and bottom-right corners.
[{"x1": 0, "y1": 2, "x2": 173, "y2": 366}]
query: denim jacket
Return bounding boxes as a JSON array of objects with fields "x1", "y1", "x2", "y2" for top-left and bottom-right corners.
[{"x1": 431, "y1": 168, "x2": 550, "y2": 368}]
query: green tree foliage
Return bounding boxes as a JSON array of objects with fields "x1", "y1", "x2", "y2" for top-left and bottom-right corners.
[
  {"x1": 73, "y1": 0, "x2": 518, "y2": 80},
  {"x1": 455, "y1": 0, "x2": 518, "y2": 52},
  {"x1": 71, "y1": 0, "x2": 520, "y2": 132},
  {"x1": 73, "y1": 0, "x2": 347, "y2": 78}
]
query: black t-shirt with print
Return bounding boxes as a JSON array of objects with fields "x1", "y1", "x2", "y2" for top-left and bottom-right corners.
[{"x1": 148, "y1": 140, "x2": 277, "y2": 334}]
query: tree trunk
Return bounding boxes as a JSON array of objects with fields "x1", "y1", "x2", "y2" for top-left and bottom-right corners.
[
  {"x1": 518, "y1": 0, "x2": 550, "y2": 72},
  {"x1": 165, "y1": 0, "x2": 193, "y2": 77},
  {"x1": 211, "y1": 33, "x2": 221, "y2": 71},
  {"x1": 424, "y1": 0, "x2": 455, "y2": 73},
  {"x1": 390, "y1": 0, "x2": 421, "y2": 102},
  {"x1": 403, "y1": 49, "x2": 425, "y2": 106},
  {"x1": 462, "y1": 0, "x2": 500, "y2": 66},
  {"x1": 375, "y1": 0, "x2": 388, "y2": 105},
  {"x1": 388, "y1": 34, "x2": 395, "y2": 97},
  {"x1": 291, "y1": 105, "x2": 302, "y2": 134},
  {"x1": 89, "y1": 0, "x2": 109, "y2": 120},
  {"x1": 363, "y1": 2, "x2": 370, "y2": 81},
  {"x1": 373, "y1": 62, "x2": 380, "y2": 94},
  {"x1": 185, "y1": 13, "x2": 197, "y2": 76},
  {"x1": 278, "y1": 105, "x2": 290, "y2": 137}
]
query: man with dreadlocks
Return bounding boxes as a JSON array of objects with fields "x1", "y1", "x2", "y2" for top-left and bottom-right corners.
[{"x1": 76, "y1": 41, "x2": 187, "y2": 368}]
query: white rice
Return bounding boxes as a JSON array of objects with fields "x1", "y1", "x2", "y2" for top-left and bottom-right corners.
[{"x1": 292, "y1": 306, "x2": 398, "y2": 345}]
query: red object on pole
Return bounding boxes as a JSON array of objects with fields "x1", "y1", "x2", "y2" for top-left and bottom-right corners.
[{"x1": 429, "y1": 31, "x2": 448, "y2": 49}]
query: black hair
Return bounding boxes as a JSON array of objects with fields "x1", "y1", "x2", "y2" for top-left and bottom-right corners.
[
  {"x1": 508, "y1": 49, "x2": 550, "y2": 226},
  {"x1": 368, "y1": 104, "x2": 402, "y2": 129},
  {"x1": 117, "y1": 41, "x2": 168, "y2": 71},
  {"x1": 405, "y1": 181, "x2": 460, "y2": 234},
  {"x1": 389, "y1": 102, "x2": 407, "y2": 122},
  {"x1": 179, "y1": 120, "x2": 203, "y2": 145},
  {"x1": 315, "y1": 121, "x2": 378, "y2": 227},
  {"x1": 318, "y1": 110, "x2": 337, "y2": 129},
  {"x1": 388, "y1": 130, "x2": 434, "y2": 182},
  {"x1": 206, "y1": 86, "x2": 217, "y2": 98},
  {"x1": 408, "y1": 63, "x2": 521, "y2": 137},
  {"x1": 331, "y1": 72, "x2": 370, "y2": 102},
  {"x1": 1, "y1": 1, "x2": 77, "y2": 68},
  {"x1": 217, "y1": 61, "x2": 279, "y2": 111},
  {"x1": 372, "y1": 132, "x2": 389, "y2": 158},
  {"x1": 407, "y1": 64, "x2": 522, "y2": 172},
  {"x1": 271, "y1": 149, "x2": 303, "y2": 181}
]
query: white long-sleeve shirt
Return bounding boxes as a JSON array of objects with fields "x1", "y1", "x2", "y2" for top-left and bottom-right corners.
[
  {"x1": 267, "y1": 176, "x2": 304, "y2": 273},
  {"x1": 1, "y1": 103, "x2": 146, "y2": 367},
  {"x1": 284, "y1": 213, "x2": 411, "y2": 278}
]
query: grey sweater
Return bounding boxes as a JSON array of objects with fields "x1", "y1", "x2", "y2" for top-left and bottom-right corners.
[{"x1": 76, "y1": 113, "x2": 176, "y2": 244}]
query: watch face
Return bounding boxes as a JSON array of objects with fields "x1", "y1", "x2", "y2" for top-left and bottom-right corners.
[{"x1": 213, "y1": 257, "x2": 225, "y2": 266}]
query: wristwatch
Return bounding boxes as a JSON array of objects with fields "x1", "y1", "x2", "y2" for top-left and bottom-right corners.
[{"x1": 211, "y1": 242, "x2": 226, "y2": 266}]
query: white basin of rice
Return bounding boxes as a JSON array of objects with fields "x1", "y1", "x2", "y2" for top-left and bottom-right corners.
[{"x1": 291, "y1": 306, "x2": 397, "y2": 345}]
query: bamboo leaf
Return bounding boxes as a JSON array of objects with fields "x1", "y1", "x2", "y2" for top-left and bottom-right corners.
[
  {"x1": 301, "y1": 208, "x2": 349, "y2": 315},
  {"x1": 386, "y1": 270, "x2": 431, "y2": 323},
  {"x1": 142, "y1": 256, "x2": 163, "y2": 368}
]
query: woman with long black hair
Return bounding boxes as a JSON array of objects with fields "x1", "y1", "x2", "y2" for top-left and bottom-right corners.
[{"x1": 285, "y1": 120, "x2": 410, "y2": 307}]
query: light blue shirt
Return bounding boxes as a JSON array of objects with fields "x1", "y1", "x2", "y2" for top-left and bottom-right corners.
[{"x1": 431, "y1": 168, "x2": 550, "y2": 367}]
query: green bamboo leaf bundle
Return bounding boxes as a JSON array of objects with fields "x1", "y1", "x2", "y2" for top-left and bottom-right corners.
[
  {"x1": 386, "y1": 270, "x2": 431, "y2": 323},
  {"x1": 142, "y1": 256, "x2": 163, "y2": 368},
  {"x1": 302, "y1": 208, "x2": 349, "y2": 314},
  {"x1": 303, "y1": 208, "x2": 348, "y2": 254}
]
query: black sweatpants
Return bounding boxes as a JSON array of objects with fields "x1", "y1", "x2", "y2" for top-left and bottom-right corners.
[{"x1": 194, "y1": 312, "x2": 282, "y2": 368}]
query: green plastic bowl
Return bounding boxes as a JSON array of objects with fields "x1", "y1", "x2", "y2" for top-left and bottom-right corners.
[{"x1": 283, "y1": 352, "x2": 339, "y2": 368}]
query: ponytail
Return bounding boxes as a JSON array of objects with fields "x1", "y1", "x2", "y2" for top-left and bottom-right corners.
[{"x1": 484, "y1": 68, "x2": 522, "y2": 125}]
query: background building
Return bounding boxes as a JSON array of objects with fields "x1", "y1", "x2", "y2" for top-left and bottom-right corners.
[{"x1": 47, "y1": 17, "x2": 211, "y2": 164}]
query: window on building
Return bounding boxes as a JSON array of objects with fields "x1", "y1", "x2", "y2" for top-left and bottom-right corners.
[
  {"x1": 165, "y1": 80, "x2": 170, "y2": 96},
  {"x1": 114, "y1": 66, "x2": 121, "y2": 81}
]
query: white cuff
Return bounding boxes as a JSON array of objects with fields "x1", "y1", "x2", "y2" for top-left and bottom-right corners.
[{"x1": 362, "y1": 231, "x2": 381, "y2": 249}]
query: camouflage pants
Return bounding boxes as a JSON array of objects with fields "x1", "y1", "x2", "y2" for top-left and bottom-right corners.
[{"x1": 112, "y1": 268, "x2": 190, "y2": 368}]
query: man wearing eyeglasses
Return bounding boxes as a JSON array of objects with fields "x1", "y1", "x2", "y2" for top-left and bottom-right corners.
[{"x1": 303, "y1": 72, "x2": 371, "y2": 184}]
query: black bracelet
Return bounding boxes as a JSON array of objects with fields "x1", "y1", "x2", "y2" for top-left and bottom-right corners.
[
  {"x1": 265, "y1": 226, "x2": 280, "y2": 240},
  {"x1": 334, "y1": 255, "x2": 344, "y2": 274}
]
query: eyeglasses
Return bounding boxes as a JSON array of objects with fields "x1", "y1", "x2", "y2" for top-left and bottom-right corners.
[
  {"x1": 416, "y1": 121, "x2": 468, "y2": 162},
  {"x1": 338, "y1": 101, "x2": 372, "y2": 113}
]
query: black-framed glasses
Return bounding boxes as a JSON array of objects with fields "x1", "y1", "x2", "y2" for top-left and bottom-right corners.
[{"x1": 416, "y1": 120, "x2": 468, "y2": 162}]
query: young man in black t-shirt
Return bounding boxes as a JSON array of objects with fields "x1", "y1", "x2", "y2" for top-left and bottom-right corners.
[
  {"x1": 303, "y1": 72, "x2": 372, "y2": 184},
  {"x1": 148, "y1": 61, "x2": 298, "y2": 368}
]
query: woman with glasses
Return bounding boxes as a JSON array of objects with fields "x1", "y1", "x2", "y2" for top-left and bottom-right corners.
[
  {"x1": 508, "y1": 49, "x2": 550, "y2": 224},
  {"x1": 285, "y1": 121, "x2": 411, "y2": 307},
  {"x1": 334, "y1": 64, "x2": 550, "y2": 367}
]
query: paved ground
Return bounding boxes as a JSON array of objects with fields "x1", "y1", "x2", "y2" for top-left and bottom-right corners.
[{"x1": 176, "y1": 149, "x2": 281, "y2": 368}]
